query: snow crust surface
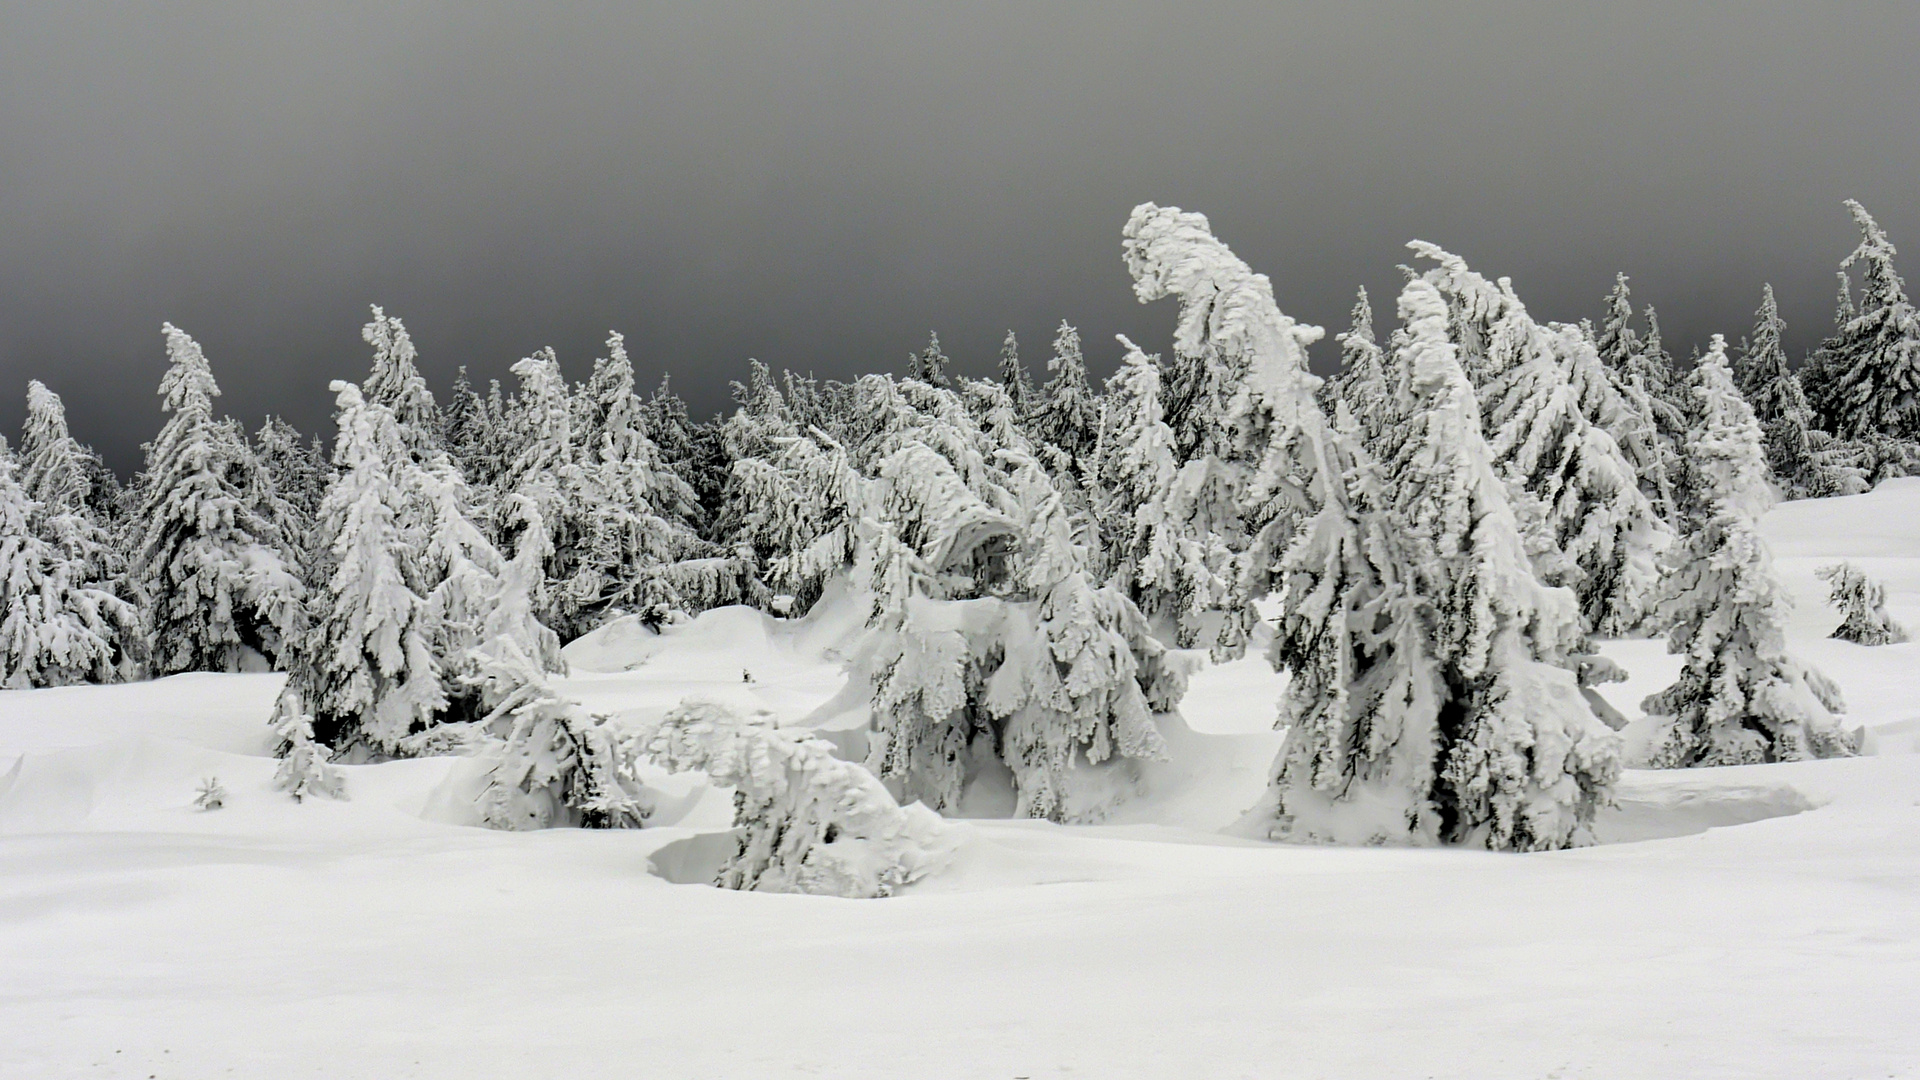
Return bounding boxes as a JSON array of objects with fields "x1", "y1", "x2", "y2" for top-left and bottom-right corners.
[{"x1": 3, "y1": 490, "x2": 1920, "y2": 1077}]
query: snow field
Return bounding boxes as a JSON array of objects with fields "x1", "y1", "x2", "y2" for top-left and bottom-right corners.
[{"x1": 2, "y1": 485, "x2": 1920, "y2": 1077}]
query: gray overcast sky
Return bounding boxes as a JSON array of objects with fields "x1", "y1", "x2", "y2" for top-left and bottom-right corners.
[{"x1": 3, "y1": 2, "x2": 1919, "y2": 470}]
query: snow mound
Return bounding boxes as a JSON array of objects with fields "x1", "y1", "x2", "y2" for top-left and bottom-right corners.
[{"x1": 1594, "y1": 769, "x2": 1817, "y2": 844}]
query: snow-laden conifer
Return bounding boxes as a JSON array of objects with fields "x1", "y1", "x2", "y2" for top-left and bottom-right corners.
[
  {"x1": 1413, "y1": 244, "x2": 1671, "y2": 636},
  {"x1": 468, "y1": 634, "x2": 646, "y2": 830},
  {"x1": 1823, "y1": 201, "x2": 1920, "y2": 440},
  {"x1": 1121, "y1": 205, "x2": 1618, "y2": 849},
  {"x1": 1731, "y1": 285, "x2": 1856, "y2": 497},
  {"x1": 996, "y1": 330, "x2": 1035, "y2": 416},
  {"x1": 19, "y1": 381, "x2": 124, "y2": 591},
  {"x1": 303, "y1": 382, "x2": 443, "y2": 753},
  {"x1": 1089, "y1": 335, "x2": 1236, "y2": 647},
  {"x1": 360, "y1": 306, "x2": 444, "y2": 458},
  {"x1": 1325, "y1": 287, "x2": 1398, "y2": 454},
  {"x1": 646, "y1": 699, "x2": 952, "y2": 897},
  {"x1": 1034, "y1": 322, "x2": 1101, "y2": 475},
  {"x1": 270, "y1": 688, "x2": 347, "y2": 802},
  {"x1": 1817, "y1": 562, "x2": 1908, "y2": 646},
  {"x1": 568, "y1": 332, "x2": 703, "y2": 626},
  {"x1": 1642, "y1": 340, "x2": 1857, "y2": 766},
  {"x1": 0, "y1": 441, "x2": 139, "y2": 688},
  {"x1": 1377, "y1": 278, "x2": 1620, "y2": 848},
  {"x1": 907, "y1": 331, "x2": 951, "y2": 388},
  {"x1": 136, "y1": 324, "x2": 305, "y2": 674}
]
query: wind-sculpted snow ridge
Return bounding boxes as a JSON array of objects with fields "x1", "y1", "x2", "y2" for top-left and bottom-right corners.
[{"x1": 644, "y1": 699, "x2": 953, "y2": 898}]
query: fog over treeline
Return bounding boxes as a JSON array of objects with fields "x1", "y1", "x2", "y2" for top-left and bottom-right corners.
[{"x1": 3, "y1": 1, "x2": 1919, "y2": 471}]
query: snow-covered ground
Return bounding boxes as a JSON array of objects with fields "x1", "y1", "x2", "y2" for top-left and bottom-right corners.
[{"x1": 4, "y1": 486, "x2": 1920, "y2": 1078}]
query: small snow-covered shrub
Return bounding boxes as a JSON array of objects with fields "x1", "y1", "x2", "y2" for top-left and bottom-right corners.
[
  {"x1": 645, "y1": 699, "x2": 952, "y2": 898},
  {"x1": 1817, "y1": 562, "x2": 1909, "y2": 646},
  {"x1": 270, "y1": 689, "x2": 347, "y2": 802},
  {"x1": 468, "y1": 637, "x2": 650, "y2": 830},
  {"x1": 194, "y1": 777, "x2": 227, "y2": 811}
]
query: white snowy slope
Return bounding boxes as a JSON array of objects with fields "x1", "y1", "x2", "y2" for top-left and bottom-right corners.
[{"x1": 2, "y1": 492, "x2": 1919, "y2": 1078}]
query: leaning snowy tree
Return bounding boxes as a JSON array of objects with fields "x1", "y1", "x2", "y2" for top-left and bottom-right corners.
[
  {"x1": 135, "y1": 324, "x2": 306, "y2": 674},
  {"x1": 0, "y1": 440, "x2": 140, "y2": 688},
  {"x1": 1413, "y1": 243, "x2": 1672, "y2": 637},
  {"x1": 1816, "y1": 562, "x2": 1909, "y2": 646},
  {"x1": 1120, "y1": 203, "x2": 1617, "y2": 850},
  {"x1": 1642, "y1": 339, "x2": 1857, "y2": 767},
  {"x1": 1822, "y1": 200, "x2": 1920, "y2": 442}
]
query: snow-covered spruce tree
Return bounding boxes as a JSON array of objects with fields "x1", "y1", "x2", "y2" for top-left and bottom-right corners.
[
  {"x1": 907, "y1": 331, "x2": 952, "y2": 388},
  {"x1": 1323, "y1": 287, "x2": 1399, "y2": 455},
  {"x1": 1823, "y1": 200, "x2": 1920, "y2": 441},
  {"x1": 1377, "y1": 278, "x2": 1620, "y2": 848},
  {"x1": 1089, "y1": 335, "x2": 1236, "y2": 648},
  {"x1": 1731, "y1": 285, "x2": 1855, "y2": 498},
  {"x1": 19, "y1": 380, "x2": 124, "y2": 591},
  {"x1": 1641, "y1": 339, "x2": 1857, "y2": 767},
  {"x1": 302, "y1": 382, "x2": 444, "y2": 754},
  {"x1": 766, "y1": 371, "x2": 1187, "y2": 822},
  {"x1": 1033, "y1": 321, "x2": 1102, "y2": 477},
  {"x1": 0, "y1": 441, "x2": 139, "y2": 688},
  {"x1": 251, "y1": 417, "x2": 330, "y2": 525},
  {"x1": 996, "y1": 330, "x2": 1035, "y2": 417},
  {"x1": 466, "y1": 633, "x2": 646, "y2": 830},
  {"x1": 440, "y1": 367, "x2": 493, "y2": 484},
  {"x1": 1588, "y1": 278, "x2": 1684, "y2": 524},
  {"x1": 136, "y1": 324, "x2": 306, "y2": 674},
  {"x1": 496, "y1": 346, "x2": 604, "y2": 637},
  {"x1": 360, "y1": 306, "x2": 445, "y2": 460},
  {"x1": 1413, "y1": 245, "x2": 1671, "y2": 636},
  {"x1": 1121, "y1": 203, "x2": 1616, "y2": 850},
  {"x1": 569, "y1": 332, "x2": 705, "y2": 626},
  {"x1": 1800, "y1": 271, "x2": 1855, "y2": 430},
  {"x1": 270, "y1": 688, "x2": 347, "y2": 802},
  {"x1": 1817, "y1": 562, "x2": 1908, "y2": 646},
  {"x1": 982, "y1": 451, "x2": 1185, "y2": 820},
  {"x1": 645, "y1": 699, "x2": 951, "y2": 897}
]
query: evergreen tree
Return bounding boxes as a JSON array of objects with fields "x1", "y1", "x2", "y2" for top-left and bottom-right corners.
[
  {"x1": 0, "y1": 440, "x2": 139, "y2": 687},
  {"x1": 1034, "y1": 322, "x2": 1102, "y2": 475},
  {"x1": 996, "y1": 330, "x2": 1034, "y2": 416},
  {"x1": 907, "y1": 331, "x2": 951, "y2": 388},
  {"x1": 303, "y1": 382, "x2": 443, "y2": 754},
  {"x1": 270, "y1": 688, "x2": 347, "y2": 801},
  {"x1": 1325, "y1": 287, "x2": 1397, "y2": 454},
  {"x1": 136, "y1": 324, "x2": 305, "y2": 674},
  {"x1": 1823, "y1": 200, "x2": 1920, "y2": 440},
  {"x1": 1642, "y1": 340, "x2": 1856, "y2": 766},
  {"x1": 19, "y1": 381, "x2": 122, "y2": 588},
  {"x1": 1413, "y1": 244, "x2": 1671, "y2": 637},
  {"x1": 1090, "y1": 336, "x2": 1235, "y2": 647},
  {"x1": 1378, "y1": 278, "x2": 1619, "y2": 848},
  {"x1": 1817, "y1": 562, "x2": 1908, "y2": 645},
  {"x1": 468, "y1": 633, "x2": 645, "y2": 830},
  {"x1": 441, "y1": 366, "x2": 492, "y2": 481},
  {"x1": 1800, "y1": 271, "x2": 1855, "y2": 428},
  {"x1": 360, "y1": 306, "x2": 443, "y2": 458},
  {"x1": 498, "y1": 347, "x2": 600, "y2": 637}
]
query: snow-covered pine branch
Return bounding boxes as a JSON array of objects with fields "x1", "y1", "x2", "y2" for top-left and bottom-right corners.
[{"x1": 644, "y1": 699, "x2": 951, "y2": 898}]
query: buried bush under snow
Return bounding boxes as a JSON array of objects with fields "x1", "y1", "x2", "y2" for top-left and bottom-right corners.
[{"x1": 644, "y1": 699, "x2": 952, "y2": 898}]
